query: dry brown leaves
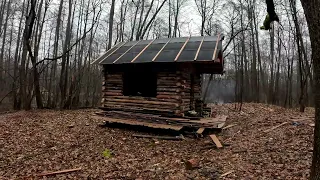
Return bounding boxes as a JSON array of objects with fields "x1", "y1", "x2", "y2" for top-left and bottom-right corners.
[{"x1": 0, "y1": 103, "x2": 314, "y2": 179}]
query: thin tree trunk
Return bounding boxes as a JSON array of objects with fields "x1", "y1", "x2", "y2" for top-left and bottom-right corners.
[
  {"x1": 59, "y1": 0, "x2": 73, "y2": 108},
  {"x1": 0, "y1": 0, "x2": 11, "y2": 90},
  {"x1": 108, "y1": 0, "x2": 116, "y2": 49}
]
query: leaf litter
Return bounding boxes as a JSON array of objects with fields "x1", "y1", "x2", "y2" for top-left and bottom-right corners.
[{"x1": 0, "y1": 103, "x2": 314, "y2": 179}]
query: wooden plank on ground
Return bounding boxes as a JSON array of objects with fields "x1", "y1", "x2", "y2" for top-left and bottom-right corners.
[
  {"x1": 92, "y1": 115, "x2": 183, "y2": 131},
  {"x1": 209, "y1": 134, "x2": 223, "y2": 148},
  {"x1": 196, "y1": 128, "x2": 205, "y2": 134}
]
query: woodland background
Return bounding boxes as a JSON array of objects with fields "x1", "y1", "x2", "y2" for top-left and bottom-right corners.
[{"x1": 0, "y1": 0, "x2": 311, "y2": 111}]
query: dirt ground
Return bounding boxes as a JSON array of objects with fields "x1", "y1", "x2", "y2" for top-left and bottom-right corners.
[{"x1": 0, "y1": 103, "x2": 314, "y2": 179}]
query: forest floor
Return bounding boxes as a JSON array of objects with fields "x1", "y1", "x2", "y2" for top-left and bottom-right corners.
[{"x1": 0, "y1": 103, "x2": 314, "y2": 180}]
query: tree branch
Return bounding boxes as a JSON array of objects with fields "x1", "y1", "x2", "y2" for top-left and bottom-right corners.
[
  {"x1": 35, "y1": 9, "x2": 101, "y2": 67},
  {"x1": 223, "y1": 22, "x2": 250, "y2": 53}
]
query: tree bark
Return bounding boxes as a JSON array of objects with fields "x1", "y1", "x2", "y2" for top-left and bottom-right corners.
[
  {"x1": 299, "y1": 0, "x2": 320, "y2": 179},
  {"x1": 108, "y1": 0, "x2": 116, "y2": 50}
]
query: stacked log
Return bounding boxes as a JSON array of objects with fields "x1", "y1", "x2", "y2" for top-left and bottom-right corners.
[
  {"x1": 102, "y1": 73, "x2": 123, "y2": 100},
  {"x1": 193, "y1": 74, "x2": 203, "y2": 115},
  {"x1": 177, "y1": 71, "x2": 191, "y2": 112},
  {"x1": 101, "y1": 72, "x2": 185, "y2": 116},
  {"x1": 156, "y1": 72, "x2": 187, "y2": 116}
]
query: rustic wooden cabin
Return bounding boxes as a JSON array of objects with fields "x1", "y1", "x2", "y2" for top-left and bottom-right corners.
[{"x1": 93, "y1": 35, "x2": 224, "y2": 119}]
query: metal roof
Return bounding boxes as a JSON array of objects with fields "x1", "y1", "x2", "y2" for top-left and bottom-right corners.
[{"x1": 92, "y1": 35, "x2": 224, "y2": 65}]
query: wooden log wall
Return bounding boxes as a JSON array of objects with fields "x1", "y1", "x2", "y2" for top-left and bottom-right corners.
[
  {"x1": 156, "y1": 72, "x2": 186, "y2": 116},
  {"x1": 193, "y1": 74, "x2": 203, "y2": 114},
  {"x1": 178, "y1": 71, "x2": 192, "y2": 112},
  {"x1": 102, "y1": 71, "x2": 184, "y2": 116},
  {"x1": 101, "y1": 73, "x2": 123, "y2": 104},
  {"x1": 101, "y1": 69, "x2": 203, "y2": 117}
]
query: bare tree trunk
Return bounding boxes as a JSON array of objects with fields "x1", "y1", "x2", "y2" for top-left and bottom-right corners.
[
  {"x1": 48, "y1": 0, "x2": 64, "y2": 108},
  {"x1": 168, "y1": 0, "x2": 171, "y2": 38},
  {"x1": 0, "y1": 0, "x2": 11, "y2": 91},
  {"x1": 107, "y1": 0, "x2": 116, "y2": 50},
  {"x1": 249, "y1": 0, "x2": 258, "y2": 102},
  {"x1": 299, "y1": 1, "x2": 320, "y2": 179},
  {"x1": 12, "y1": 0, "x2": 25, "y2": 109},
  {"x1": 268, "y1": 27, "x2": 275, "y2": 104},
  {"x1": 59, "y1": 0, "x2": 73, "y2": 108},
  {"x1": 130, "y1": 0, "x2": 140, "y2": 41}
]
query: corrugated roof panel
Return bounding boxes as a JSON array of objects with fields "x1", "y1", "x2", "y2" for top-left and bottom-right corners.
[
  {"x1": 114, "y1": 42, "x2": 150, "y2": 64},
  {"x1": 178, "y1": 50, "x2": 198, "y2": 61},
  {"x1": 93, "y1": 43, "x2": 123, "y2": 64},
  {"x1": 115, "y1": 45, "x2": 132, "y2": 54},
  {"x1": 197, "y1": 50, "x2": 213, "y2": 60},
  {"x1": 154, "y1": 49, "x2": 182, "y2": 62},
  {"x1": 154, "y1": 42, "x2": 185, "y2": 62},
  {"x1": 100, "y1": 53, "x2": 122, "y2": 64},
  {"x1": 200, "y1": 41, "x2": 216, "y2": 50},
  {"x1": 134, "y1": 51, "x2": 159, "y2": 63},
  {"x1": 144, "y1": 43, "x2": 167, "y2": 52},
  {"x1": 177, "y1": 41, "x2": 201, "y2": 61}
]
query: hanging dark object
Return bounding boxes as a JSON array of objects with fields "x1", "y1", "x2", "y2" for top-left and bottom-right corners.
[{"x1": 260, "y1": 0, "x2": 279, "y2": 30}]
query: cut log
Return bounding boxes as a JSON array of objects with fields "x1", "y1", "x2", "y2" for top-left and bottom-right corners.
[
  {"x1": 157, "y1": 76, "x2": 181, "y2": 80},
  {"x1": 156, "y1": 95, "x2": 181, "y2": 100},
  {"x1": 102, "y1": 86, "x2": 122, "y2": 91},
  {"x1": 102, "y1": 89, "x2": 122, "y2": 93},
  {"x1": 103, "y1": 92, "x2": 123, "y2": 96},
  {"x1": 157, "y1": 91, "x2": 185, "y2": 96},
  {"x1": 101, "y1": 104, "x2": 182, "y2": 114},
  {"x1": 103, "y1": 98, "x2": 180, "y2": 107},
  {"x1": 102, "y1": 102, "x2": 180, "y2": 110},
  {"x1": 106, "y1": 95, "x2": 180, "y2": 103},
  {"x1": 157, "y1": 87, "x2": 182, "y2": 93},
  {"x1": 157, "y1": 85, "x2": 187, "y2": 89}
]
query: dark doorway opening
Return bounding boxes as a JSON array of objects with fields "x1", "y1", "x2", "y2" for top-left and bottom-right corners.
[{"x1": 123, "y1": 71, "x2": 157, "y2": 97}]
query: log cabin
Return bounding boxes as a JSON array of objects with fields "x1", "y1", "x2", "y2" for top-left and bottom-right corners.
[{"x1": 93, "y1": 35, "x2": 224, "y2": 118}]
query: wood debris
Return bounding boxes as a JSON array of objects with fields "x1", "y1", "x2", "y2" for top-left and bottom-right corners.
[
  {"x1": 222, "y1": 124, "x2": 237, "y2": 130},
  {"x1": 209, "y1": 134, "x2": 223, "y2": 148},
  {"x1": 37, "y1": 168, "x2": 82, "y2": 177},
  {"x1": 220, "y1": 170, "x2": 234, "y2": 177},
  {"x1": 23, "y1": 168, "x2": 82, "y2": 179},
  {"x1": 132, "y1": 134, "x2": 185, "y2": 140},
  {"x1": 196, "y1": 128, "x2": 205, "y2": 135},
  {"x1": 264, "y1": 122, "x2": 288, "y2": 133}
]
